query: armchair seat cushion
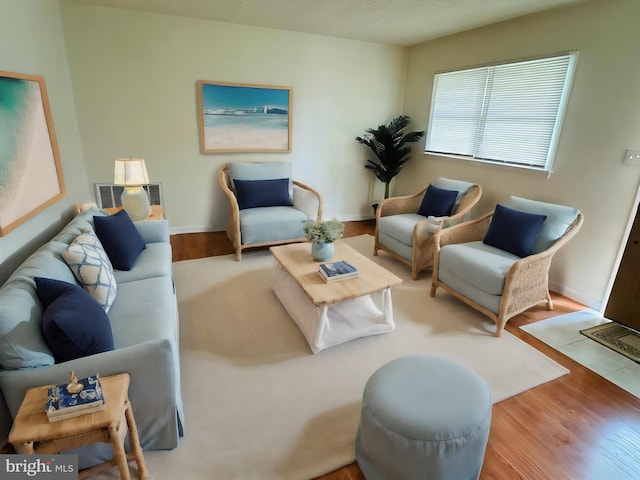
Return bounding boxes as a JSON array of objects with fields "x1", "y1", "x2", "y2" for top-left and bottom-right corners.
[
  {"x1": 378, "y1": 213, "x2": 427, "y2": 247},
  {"x1": 239, "y1": 206, "x2": 309, "y2": 245},
  {"x1": 437, "y1": 267, "x2": 502, "y2": 314},
  {"x1": 439, "y1": 241, "x2": 519, "y2": 295}
]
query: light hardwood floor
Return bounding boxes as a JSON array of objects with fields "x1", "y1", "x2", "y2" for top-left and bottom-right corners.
[{"x1": 171, "y1": 221, "x2": 640, "y2": 480}]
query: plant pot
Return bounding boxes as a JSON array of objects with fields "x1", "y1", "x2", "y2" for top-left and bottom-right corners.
[{"x1": 311, "y1": 242, "x2": 334, "y2": 262}]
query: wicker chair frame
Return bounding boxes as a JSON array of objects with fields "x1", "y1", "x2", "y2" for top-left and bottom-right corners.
[
  {"x1": 374, "y1": 184, "x2": 482, "y2": 280},
  {"x1": 218, "y1": 163, "x2": 323, "y2": 261},
  {"x1": 430, "y1": 209, "x2": 584, "y2": 337}
]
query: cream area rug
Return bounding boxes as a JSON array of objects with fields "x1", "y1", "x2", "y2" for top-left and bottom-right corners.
[{"x1": 98, "y1": 235, "x2": 569, "y2": 479}]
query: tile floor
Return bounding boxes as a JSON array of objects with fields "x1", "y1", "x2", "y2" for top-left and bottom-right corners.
[{"x1": 521, "y1": 308, "x2": 640, "y2": 397}]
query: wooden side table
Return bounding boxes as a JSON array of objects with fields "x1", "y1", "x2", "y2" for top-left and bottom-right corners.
[{"x1": 8, "y1": 373, "x2": 148, "y2": 480}]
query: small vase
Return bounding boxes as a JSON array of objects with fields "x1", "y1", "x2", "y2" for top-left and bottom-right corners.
[{"x1": 311, "y1": 242, "x2": 334, "y2": 262}]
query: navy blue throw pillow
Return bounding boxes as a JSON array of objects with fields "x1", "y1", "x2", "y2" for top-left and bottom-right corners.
[
  {"x1": 35, "y1": 277, "x2": 114, "y2": 363},
  {"x1": 417, "y1": 184, "x2": 458, "y2": 217},
  {"x1": 233, "y1": 178, "x2": 293, "y2": 210},
  {"x1": 483, "y1": 204, "x2": 547, "y2": 257},
  {"x1": 94, "y1": 210, "x2": 145, "y2": 270}
]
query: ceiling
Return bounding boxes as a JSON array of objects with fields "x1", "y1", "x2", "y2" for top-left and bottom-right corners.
[{"x1": 75, "y1": 0, "x2": 586, "y2": 46}]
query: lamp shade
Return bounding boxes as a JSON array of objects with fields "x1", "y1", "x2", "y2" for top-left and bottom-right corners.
[{"x1": 114, "y1": 158, "x2": 149, "y2": 186}]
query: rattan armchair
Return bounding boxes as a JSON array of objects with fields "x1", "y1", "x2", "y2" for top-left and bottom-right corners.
[
  {"x1": 219, "y1": 162, "x2": 323, "y2": 260},
  {"x1": 430, "y1": 198, "x2": 584, "y2": 337},
  {"x1": 374, "y1": 179, "x2": 482, "y2": 280}
]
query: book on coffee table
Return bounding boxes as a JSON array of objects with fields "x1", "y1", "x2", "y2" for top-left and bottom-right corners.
[{"x1": 318, "y1": 260, "x2": 359, "y2": 283}]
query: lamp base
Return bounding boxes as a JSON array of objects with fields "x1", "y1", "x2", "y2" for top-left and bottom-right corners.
[{"x1": 121, "y1": 186, "x2": 150, "y2": 221}]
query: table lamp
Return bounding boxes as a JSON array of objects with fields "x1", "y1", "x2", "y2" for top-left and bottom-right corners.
[{"x1": 114, "y1": 157, "x2": 150, "y2": 221}]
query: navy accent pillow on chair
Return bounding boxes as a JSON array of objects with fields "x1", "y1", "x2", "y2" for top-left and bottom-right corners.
[
  {"x1": 35, "y1": 277, "x2": 114, "y2": 363},
  {"x1": 94, "y1": 209, "x2": 145, "y2": 270},
  {"x1": 483, "y1": 204, "x2": 547, "y2": 257},
  {"x1": 233, "y1": 178, "x2": 293, "y2": 210},
  {"x1": 417, "y1": 184, "x2": 458, "y2": 217}
]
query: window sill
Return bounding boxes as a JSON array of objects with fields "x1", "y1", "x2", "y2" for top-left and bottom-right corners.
[{"x1": 423, "y1": 152, "x2": 553, "y2": 178}]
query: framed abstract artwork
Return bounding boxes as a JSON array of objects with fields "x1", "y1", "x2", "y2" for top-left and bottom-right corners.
[
  {"x1": 197, "y1": 80, "x2": 292, "y2": 153},
  {"x1": 0, "y1": 71, "x2": 65, "y2": 236}
]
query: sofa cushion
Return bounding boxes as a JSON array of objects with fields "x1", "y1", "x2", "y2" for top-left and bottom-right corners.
[
  {"x1": 484, "y1": 204, "x2": 547, "y2": 257},
  {"x1": 418, "y1": 184, "x2": 458, "y2": 217},
  {"x1": 233, "y1": 178, "x2": 293, "y2": 210},
  {"x1": 94, "y1": 210, "x2": 145, "y2": 271},
  {"x1": 239, "y1": 206, "x2": 309, "y2": 245},
  {"x1": 505, "y1": 196, "x2": 580, "y2": 254},
  {"x1": 439, "y1": 241, "x2": 520, "y2": 296},
  {"x1": 113, "y1": 243, "x2": 173, "y2": 284},
  {"x1": 108, "y1": 276, "x2": 177, "y2": 348},
  {"x1": 62, "y1": 230, "x2": 117, "y2": 312},
  {"x1": 35, "y1": 278, "x2": 114, "y2": 363}
]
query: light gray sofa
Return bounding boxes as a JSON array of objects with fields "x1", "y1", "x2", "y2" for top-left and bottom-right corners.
[{"x1": 0, "y1": 208, "x2": 184, "y2": 468}]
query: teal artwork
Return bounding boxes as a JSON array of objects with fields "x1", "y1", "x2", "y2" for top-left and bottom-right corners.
[
  {"x1": 0, "y1": 71, "x2": 65, "y2": 236},
  {"x1": 0, "y1": 77, "x2": 30, "y2": 193},
  {"x1": 198, "y1": 81, "x2": 292, "y2": 153}
]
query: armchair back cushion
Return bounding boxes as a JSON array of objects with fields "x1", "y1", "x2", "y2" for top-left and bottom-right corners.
[
  {"x1": 417, "y1": 184, "x2": 458, "y2": 217},
  {"x1": 228, "y1": 161, "x2": 292, "y2": 193},
  {"x1": 434, "y1": 178, "x2": 475, "y2": 210},
  {"x1": 483, "y1": 204, "x2": 547, "y2": 257},
  {"x1": 505, "y1": 196, "x2": 580, "y2": 254}
]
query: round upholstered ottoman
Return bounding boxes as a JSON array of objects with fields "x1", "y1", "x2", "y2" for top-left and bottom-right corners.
[{"x1": 355, "y1": 355, "x2": 492, "y2": 480}]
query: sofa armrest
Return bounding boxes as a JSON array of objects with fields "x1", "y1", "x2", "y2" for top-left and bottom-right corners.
[
  {"x1": 0, "y1": 339, "x2": 181, "y2": 449},
  {"x1": 135, "y1": 219, "x2": 169, "y2": 244}
]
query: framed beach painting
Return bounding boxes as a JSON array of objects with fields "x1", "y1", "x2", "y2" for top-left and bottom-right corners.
[
  {"x1": 197, "y1": 80, "x2": 292, "y2": 153},
  {"x1": 0, "y1": 71, "x2": 65, "y2": 236}
]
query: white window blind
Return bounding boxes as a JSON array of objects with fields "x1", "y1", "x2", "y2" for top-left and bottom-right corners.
[{"x1": 425, "y1": 53, "x2": 577, "y2": 171}]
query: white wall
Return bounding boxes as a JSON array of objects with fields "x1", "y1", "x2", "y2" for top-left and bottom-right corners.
[
  {"x1": 399, "y1": 0, "x2": 640, "y2": 309},
  {"x1": 58, "y1": 2, "x2": 406, "y2": 232},
  {"x1": 0, "y1": 0, "x2": 90, "y2": 284}
]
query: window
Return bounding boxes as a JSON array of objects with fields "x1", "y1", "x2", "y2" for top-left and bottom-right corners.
[{"x1": 425, "y1": 52, "x2": 578, "y2": 172}]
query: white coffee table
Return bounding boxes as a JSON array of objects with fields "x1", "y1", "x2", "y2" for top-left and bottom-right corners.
[{"x1": 270, "y1": 241, "x2": 403, "y2": 353}]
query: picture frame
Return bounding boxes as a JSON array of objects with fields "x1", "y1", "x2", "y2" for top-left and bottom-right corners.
[
  {"x1": 0, "y1": 71, "x2": 65, "y2": 236},
  {"x1": 197, "y1": 80, "x2": 292, "y2": 153}
]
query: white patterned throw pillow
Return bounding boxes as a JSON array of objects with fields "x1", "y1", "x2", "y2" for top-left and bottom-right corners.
[{"x1": 62, "y1": 230, "x2": 117, "y2": 312}]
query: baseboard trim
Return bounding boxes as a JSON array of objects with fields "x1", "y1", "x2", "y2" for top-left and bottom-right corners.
[
  {"x1": 169, "y1": 225, "x2": 222, "y2": 235},
  {"x1": 168, "y1": 215, "x2": 374, "y2": 236},
  {"x1": 549, "y1": 280, "x2": 603, "y2": 311}
]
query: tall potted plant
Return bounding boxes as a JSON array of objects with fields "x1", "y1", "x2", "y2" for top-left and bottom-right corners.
[{"x1": 356, "y1": 115, "x2": 425, "y2": 200}]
